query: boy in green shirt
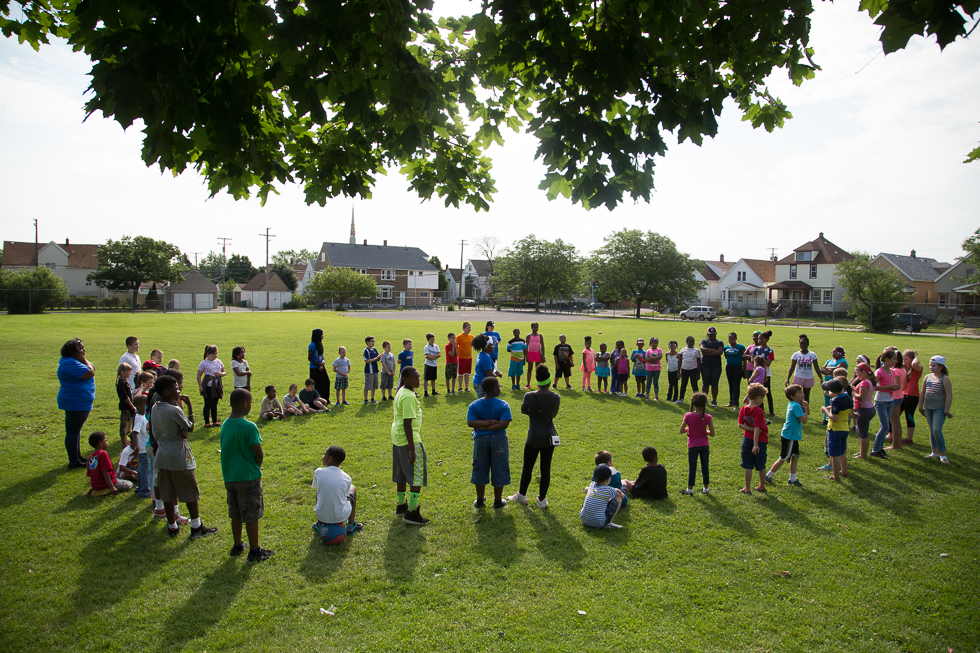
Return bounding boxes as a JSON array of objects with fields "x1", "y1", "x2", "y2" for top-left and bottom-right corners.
[
  {"x1": 220, "y1": 388, "x2": 273, "y2": 562},
  {"x1": 391, "y1": 367, "x2": 429, "y2": 525}
]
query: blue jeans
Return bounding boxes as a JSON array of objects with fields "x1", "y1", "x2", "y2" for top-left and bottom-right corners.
[
  {"x1": 470, "y1": 434, "x2": 511, "y2": 486},
  {"x1": 137, "y1": 453, "x2": 151, "y2": 497},
  {"x1": 64, "y1": 410, "x2": 90, "y2": 464},
  {"x1": 646, "y1": 370, "x2": 661, "y2": 396},
  {"x1": 872, "y1": 399, "x2": 893, "y2": 452},
  {"x1": 923, "y1": 407, "x2": 947, "y2": 452}
]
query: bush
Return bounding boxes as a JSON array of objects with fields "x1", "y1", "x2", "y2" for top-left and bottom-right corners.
[
  {"x1": 717, "y1": 308, "x2": 730, "y2": 317},
  {"x1": 935, "y1": 313, "x2": 954, "y2": 325},
  {"x1": 447, "y1": 304, "x2": 455, "y2": 311},
  {"x1": 0, "y1": 268, "x2": 68, "y2": 314},
  {"x1": 283, "y1": 296, "x2": 307, "y2": 310},
  {"x1": 333, "y1": 304, "x2": 346, "y2": 311}
]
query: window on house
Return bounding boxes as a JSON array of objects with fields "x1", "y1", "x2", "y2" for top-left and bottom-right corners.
[
  {"x1": 45, "y1": 262, "x2": 56, "y2": 270},
  {"x1": 408, "y1": 270, "x2": 415, "y2": 276},
  {"x1": 85, "y1": 281, "x2": 92, "y2": 286},
  {"x1": 789, "y1": 265, "x2": 797, "y2": 279},
  {"x1": 381, "y1": 269, "x2": 395, "y2": 280},
  {"x1": 420, "y1": 292, "x2": 429, "y2": 298},
  {"x1": 796, "y1": 251, "x2": 812, "y2": 261},
  {"x1": 823, "y1": 290, "x2": 833, "y2": 304},
  {"x1": 356, "y1": 269, "x2": 367, "y2": 275},
  {"x1": 378, "y1": 287, "x2": 392, "y2": 300},
  {"x1": 737, "y1": 271, "x2": 746, "y2": 282},
  {"x1": 320, "y1": 252, "x2": 325, "y2": 262},
  {"x1": 810, "y1": 264, "x2": 817, "y2": 279},
  {"x1": 938, "y1": 294, "x2": 947, "y2": 308}
]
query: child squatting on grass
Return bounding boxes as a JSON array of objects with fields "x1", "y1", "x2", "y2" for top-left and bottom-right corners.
[
  {"x1": 580, "y1": 464, "x2": 624, "y2": 529},
  {"x1": 220, "y1": 388, "x2": 273, "y2": 562},
  {"x1": 312, "y1": 445, "x2": 363, "y2": 545}
]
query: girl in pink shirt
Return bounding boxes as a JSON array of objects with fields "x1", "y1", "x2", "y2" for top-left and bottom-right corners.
[
  {"x1": 851, "y1": 362, "x2": 876, "y2": 459},
  {"x1": 887, "y1": 352, "x2": 906, "y2": 450},
  {"x1": 680, "y1": 393, "x2": 714, "y2": 494},
  {"x1": 580, "y1": 337, "x2": 596, "y2": 392}
]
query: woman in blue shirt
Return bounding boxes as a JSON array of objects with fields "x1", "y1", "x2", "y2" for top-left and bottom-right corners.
[
  {"x1": 57, "y1": 338, "x2": 96, "y2": 468},
  {"x1": 308, "y1": 328, "x2": 331, "y2": 404}
]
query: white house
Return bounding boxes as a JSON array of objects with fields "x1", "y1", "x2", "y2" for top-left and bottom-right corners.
[
  {"x1": 769, "y1": 233, "x2": 854, "y2": 314},
  {"x1": 292, "y1": 261, "x2": 315, "y2": 295},
  {"x1": 463, "y1": 259, "x2": 493, "y2": 299},
  {"x1": 241, "y1": 272, "x2": 292, "y2": 309},
  {"x1": 694, "y1": 255, "x2": 733, "y2": 304},
  {"x1": 934, "y1": 259, "x2": 978, "y2": 314},
  {"x1": 719, "y1": 259, "x2": 775, "y2": 312},
  {"x1": 1, "y1": 239, "x2": 104, "y2": 296},
  {"x1": 444, "y1": 267, "x2": 463, "y2": 302}
]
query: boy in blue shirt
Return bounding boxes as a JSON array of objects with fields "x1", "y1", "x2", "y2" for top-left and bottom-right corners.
[
  {"x1": 398, "y1": 339, "x2": 414, "y2": 371},
  {"x1": 466, "y1": 378, "x2": 512, "y2": 508},
  {"x1": 820, "y1": 379, "x2": 853, "y2": 482},
  {"x1": 766, "y1": 384, "x2": 809, "y2": 486},
  {"x1": 363, "y1": 336, "x2": 381, "y2": 404}
]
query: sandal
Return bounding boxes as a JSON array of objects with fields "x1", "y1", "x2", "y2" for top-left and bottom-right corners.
[
  {"x1": 823, "y1": 475, "x2": 840, "y2": 481},
  {"x1": 753, "y1": 486, "x2": 767, "y2": 493},
  {"x1": 739, "y1": 488, "x2": 752, "y2": 494}
]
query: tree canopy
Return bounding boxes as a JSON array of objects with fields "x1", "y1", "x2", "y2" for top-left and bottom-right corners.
[
  {"x1": 87, "y1": 236, "x2": 185, "y2": 311},
  {"x1": 494, "y1": 236, "x2": 582, "y2": 310},
  {"x1": 0, "y1": 266, "x2": 68, "y2": 314},
  {"x1": 306, "y1": 267, "x2": 378, "y2": 308},
  {"x1": 960, "y1": 228, "x2": 980, "y2": 290},
  {"x1": 589, "y1": 229, "x2": 703, "y2": 318},
  {"x1": 198, "y1": 251, "x2": 226, "y2": 283},
  {"x1": 225, "y1": 254, "x2": 257, "y2": 284},
  {"x1": 837, "y1": 252, "x2": 908, "y2": 333},
  {"x1": 267, "y1": 263, "x2": 299, "y2": 291},
  {"x1": 272, "y1": 249, "x2": 318, "y2": 266}
]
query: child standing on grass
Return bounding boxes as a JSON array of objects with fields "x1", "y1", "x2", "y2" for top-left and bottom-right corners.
[
  {"x1": 260, "y1": 385, "x2": 284, "y2": 420},
  {"x1": 610, "y1": 340, "x2": 624, "y2": 395},
  {"x1": 594, "y1": 343, "x2": 611, "y2": 394},
  {"x1": 622, "y1": 446, "x2": 668, "y2": 500},
  {"x1": 631, "y1": 338, "x2": 647, "y2": 398},
  {"x1": 901, "y1": 350, "x2": 923, "y2": 445},
  {"x1": 87, "y1": 431, "x2": 133, "y2": 495},
  {"x1": 820, "y1": 379, "x2": 852, "y2": 482},
  {"x1": 380, "y1": 341, "x2": 396, "y2": 401},
  {"x1": 594, "y1": 450, "x2": 628, "y2": 507},
  {"x1": 116, "y1": 362, "x2": 136, "y2": 449},
  {"x1": 312, "y1": 445, "x2": 363, "y2": 545},
  {"x1": 580, "y1": 465, "x2": 624, "y2": 529},
  {"x1": 524, "y1": 324, "x2": 544, "y2": 390},
  {"x1": 423, "y1": 333, "x2": 441, "y2": 397},
  {"x1": 785, "y1": 334, "x2": 819, "y2": 404},
  {"x1": 457, "y1": 323, "x2": 474, "y2": 392},
  {"x1": 467, "y1": 378, "x2": 513, "y2": 509},
  {"x1": 363, "y1": 336, "x2": 381, "y2": 404},
  {"x1": 398, "y1": 339, "x2": 414, "y2": 372},
  {"x1": 767, "y1": 385, "x2": 809, "y2": 486},
  {"x1": 552, "y1": 335, "x2": 574, "y2": 390},
  {"x1": 886, "y1": 352, "x2": 906, "y2": 450},
  {"x1": 581, "y1": 336, "x2": 596, "y2": 391},
  {"x1": 745, "y1": 356, "x2": 768, "y2": 403},
  {"x1": 665, "y1": 340, "x2": 680, "y2": 402},
  {"x1": 850, "y1": 363, "x2": 876, "y2": 460},
  {"x1": 738, "y1": 383, "x2": 769, "y2": 494},
  {"x1": 444, "y1": 333, "x2": 459, "y2": 395},
  {"x1": 132, "y1": 395, "x2": 152, "y2": 498},
  {"x1": 677, "y1": 336, "x2": 701, "y2": 403},
  {"x1": 283, "y1": 384, "x2": 312, "y2": 415},
  {"x1": 870, "y1": 349, "x2": 900, "y2": 459},
  {"x1": 221, "y1": 388, "x2": 273, "y2": 562},
  {"x1": 136, "y1": 371, "x2": 155, "y2": 397},
  {"x1": 392, "y1": 367, "x2": 429, "y2": 524},
  {"x1": 230, "y1": 346, "x2": 252, "y2": 392},
  {"x1": 299, "y1": 379, "x2": 331, "y2": 413},
  {"x1": 333, "y1": 346, "x2": 351, "y2": 406},
  {"x1": 507, "y1": 329, "x2": 526, "y2": 390},
  {"x1": 680, "y1": 392, "x2": 714, "y2": 495},
  {"x1": 920, "y1": 355, "x2": 953, "y2": 464},
  {"x1": 645, "y1": 337, "x2": 663, "y2": 401},
  {"x1": 472, "y1": 334, "x2": 502, "y2": 399}
]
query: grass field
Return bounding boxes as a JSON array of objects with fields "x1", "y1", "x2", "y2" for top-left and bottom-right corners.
[{"x1": 1, "y1": 312, "x2": 977, "y2": 652}]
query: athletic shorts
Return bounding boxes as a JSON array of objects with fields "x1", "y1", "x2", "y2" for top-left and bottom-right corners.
[
  {"x1": 225, "y1": 478, "x2": 264, "y2": 522},
  {"x1": 740, "y1": 438, "x2": 768, "y2": 471},
  {"x1": 392, "y1": 442, "x2": 427, "y2": 487},
  {"x1": 470, "y1": 434, "x2": 511, "y2": 486},
  {"x1": 363, "y1": 372, "x2": 378, "y2": 390},
  {"x1": 556, "y1": 363, "x2": 572, "y2": 379},
  {"x1": 827, "y1": 430, "x2": 848, "y2": 457},
  {"x1": 793, "y1": 376, "x2": 815, "y2": 389},
  {"x1": 445, "y1": 363, "x2": 458, "y2": 380},
  {"x1": 424, "y1": 365, "x2": 438, "y2": 381},
  {"x1": 156, "y1": 468, "x2": 201, "y2": 503},
  {"x1": 779, "y1": 437, "x2": 801, "y2": 461},
  {"x1": 527, "y1": 351, "x2": 542, "y2": 363},
  {"x1": 701, "y1": 367, "x2": 722, "y2": 388},
  {"x1": 457, "y1": 358, "x2": 472, "y2": 375},
  {"x1": 508, "y1": 360, "x2": 525, "y2": 378}
]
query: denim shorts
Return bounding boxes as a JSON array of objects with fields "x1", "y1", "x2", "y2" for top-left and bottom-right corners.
[
  {"x1": 470, "y1": 433, "x2": 511, "y2": 486},
  {"x1": 701, "y1": 367, "x2": 722, "y2": 387},
  {"x1": 827, "y1": 430, "x2": 848, "y2": 457},
  {"x1": 740, "y1": 438, "x2": 768, "y2": 470}
]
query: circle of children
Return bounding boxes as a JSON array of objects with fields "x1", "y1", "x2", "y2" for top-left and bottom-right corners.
[{"x1": 75, "y1": 320, "x2": 955, "y2": 559}]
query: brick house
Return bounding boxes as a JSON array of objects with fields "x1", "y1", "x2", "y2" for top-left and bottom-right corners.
[{"x1": 314, "y1": 240, "x2": 439, "y2": 307}]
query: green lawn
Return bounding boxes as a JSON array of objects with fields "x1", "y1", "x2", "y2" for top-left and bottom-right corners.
[{"x1": 0, "y1": 313, "x2": 976, "y2": 652}]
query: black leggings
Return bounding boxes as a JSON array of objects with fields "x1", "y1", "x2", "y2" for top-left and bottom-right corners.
[
  {"x1": 679, "y1": 368, "x2": 699, "y2": 401},
  {"x1": 688, "y1": 445, "x2": 709, "y2": 487},
  {"x1": 202, "y1": 396, "x2": 218, "y2": 424},
  {"x1": 518, "y1": 444, "x2": 555, "y2": 499},
  {"x1": 764, "y1": 377, "x2": 774, "y2": 414},
  {"x1": 901, "y1": 395, "x2": 919, "y2": 428},
  {"x1": 310, "y1": 366, "x2": 331, "y2": 404},
  {"x1": 667, "y1": 370, "x2": 679, "y2": 402},
  {"x1": 726, "y1": 366, "x2": 743, "y2": 406}
]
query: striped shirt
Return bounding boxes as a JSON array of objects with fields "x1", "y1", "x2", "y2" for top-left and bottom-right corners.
[{"x1": 579, "y1": 483, "x2": 617, "y2": 527}]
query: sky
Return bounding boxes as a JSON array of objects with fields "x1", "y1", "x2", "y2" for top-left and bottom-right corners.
[{"x1": 1, "y1": 2, "x2": 978, "y2": 271}]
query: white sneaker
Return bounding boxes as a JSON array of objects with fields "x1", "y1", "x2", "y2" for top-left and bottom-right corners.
[
  {"x1": 701, "y1": 487, "x2": 710, "y2": 494},
  {"x1": 924, "y1": 452, "x2": 938, "y2": 459},
  {"x1": 604, "y1": 522, "x2": 623, "y2": 529},
  {"x1": 507, "y1": 492, "x2": 529, "y2": 506},
  {"x1": 536, "y1": 496, "x2": 549, "y2": 509},
  {"x1": 940, "y1": 456, "x2": 950, "y2": 464}
]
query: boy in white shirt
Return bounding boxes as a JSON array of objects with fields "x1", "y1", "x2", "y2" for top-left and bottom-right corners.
[
  {"x1": 132, "y1": 395, "x2": 152, "y2": 497},
  {"x1": 312, "y1": 445, "x2": 363, "y2": 545},
  {"x1": 423, "y1": 333, "x2": 441, "y2": 397},
  {"x1": 333, "y1": 346, "x2": 352, "y2": 405}
]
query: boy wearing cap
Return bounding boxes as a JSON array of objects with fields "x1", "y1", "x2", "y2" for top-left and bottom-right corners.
[
  {"x1": 820, "y1": 379, "x2": 852, "y2": 481},
  {"x1": 699, "y1": 327, "x2": 724, "y2": 407},
  {"x1": 483, "y1": 321, "x2": 502, "y2": 365},
  {"x1": 580, "y1": 464, "x2": 624, "y2": 529}
]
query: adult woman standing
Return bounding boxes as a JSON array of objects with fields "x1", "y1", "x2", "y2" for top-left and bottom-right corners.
[
  {"x1": 58, "y1": 338, "x2": 95, "y2": 468},
  {"x1": 309, "y1": 328, "x2": 331, "y2": 404},
  {"x1": 508, "y1": 364, "x2": 561, "y2": 509},
  {"x1": 196, "y1": 344, "x2": 227, "y2": 427}
]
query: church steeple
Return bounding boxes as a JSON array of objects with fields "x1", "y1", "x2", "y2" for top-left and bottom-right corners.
[{"x1": 349, "y1": 206, "x2": 356, "y2": 245}]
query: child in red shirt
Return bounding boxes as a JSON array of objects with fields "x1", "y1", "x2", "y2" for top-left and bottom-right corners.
[
  {"x1": 87, "y1": 431, "x2": 134, "y2": 495},
  {"x1": 738, "y1": 383, "x2": 769, "y2": 494}
]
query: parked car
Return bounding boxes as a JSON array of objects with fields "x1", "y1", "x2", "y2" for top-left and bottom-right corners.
[
  {"x1": 679, "y1": 305, "x2": 717, "y2": 321},
  {"x1": 893, "y1": 312, "x2": 928, "y2": 332},
  {"x1": 459, "y1": 298, "x2": 477, "y2": 307},
  {"x1": 585, "y1": 302, "x2": 605, "y2": 311}
]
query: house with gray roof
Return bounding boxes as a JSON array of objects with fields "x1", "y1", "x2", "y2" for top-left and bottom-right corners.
[
  {"x1": 166, "y1": 270, "x2": 217, "y2": 311},
  {"x1": 463, "y1": 259, "x2": 494, "y2": 299},
  {"x1": 871, "y1": 251, "x2": 950, "y2": 306},
  {"x1": 314, "y1": 240, "x2": 440, "y2": 307}
]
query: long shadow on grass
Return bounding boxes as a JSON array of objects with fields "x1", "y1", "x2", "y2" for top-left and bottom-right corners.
[
  {"x1": 524, "y1": 510, "x2": 586, "y2": 571},
  {"x1": 153, "y1": 559, "x2": 252, "y2": 653},
  {"x1": 473, "y1": 509, "x2": 521, "y2": 567},
  {"x1": 700, "y1": 493, "x2": 755, "y2": 537},
  {"x1": 298, "y1": 534, "x2": 351, "y2": 582},
  {"x1": 382, "y1": 519, "x2": 426, "y2": 582},
  {"x1": 755, "y1": 492, "x2": 832, "y2": 536},
  {"x1": 842, "y1": 463, "x2": 923, "y2": 521},
  {"x1": 0, "y1": 467, "x2": 68, "y2": 508}
]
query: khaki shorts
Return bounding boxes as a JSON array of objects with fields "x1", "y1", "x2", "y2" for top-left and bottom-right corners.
[
  {"x1": 155, "y1": 468, "x2": 201, "y2": 503},
  {"x1": 225, "y1": 478, "x2": 264, "y2": 522}
]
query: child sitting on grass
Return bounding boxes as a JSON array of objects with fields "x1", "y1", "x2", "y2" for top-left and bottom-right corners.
[
  {"x1": 593, "y1": 450, "x2": 627, "y2": 508},
  {"x1": 220, "y1": 388, "x2": 273, "y2": 562},
  {"x1": 739, "y1": 382, "x2": 769, "y2": 494},
  {"x1": 260, "y1": 385, "x2": 284, "y2": 420},
  {"x1": 87, "y1": 431, "x2": 133, "y2": 496},
  {"x1": 580, "y1": 464, "x2": 624, "y2": 529},
  {"x1": 283, "y1": 383, "x2": 312, "y2": 415},
  {"x1": 312, "y1": 445, "x2": 363, "y2": 544},
  {"x1": 299, "y1": 379, "x2": 331, "y2": 413},
  {"x1": 622, "y1": 446, "x2": 668, "y2": 500},
  {"x1": 115, "y1": 436, "x2": 140, "y2": 485}
]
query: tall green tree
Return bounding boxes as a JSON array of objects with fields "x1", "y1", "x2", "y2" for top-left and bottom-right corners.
[
  {"x1": 268, "y1": 263, "x2": 298, "y2": 292},
  {"x1": 0, "y1": 267, "x2": 68, "y2": 314},
  {"x1": 836, "y1": 252, "x2": 908, "y2": 333},
  {"x1": 589, "y1": 230, "x2": 703, "y2": 318},
  {"x1": 225, "y1": 254, "x2": 257, "y2": 284},
  {"x1": 495, "y1": 236, "x2": 582, "y2": 311},
  {"x1": 272, "y1": 249, "x2": 318, "y2": 266},
  {"x1": 428, "y1": 256, "x2": 448, "y2": 293},
  {"x1": 306, "y1": 267, "x2": 379, "y2": 308},
  {"x1": 87, "y1": 236, "x2": 184, "y2": 311},
  {"x1": 198, "y1": 251, "x2": 227, "y2": 283}
]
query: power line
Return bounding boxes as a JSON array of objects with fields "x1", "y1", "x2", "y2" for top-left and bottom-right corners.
[{"x1": 258, "y1": 229, "x2": 276, "y2": 310}]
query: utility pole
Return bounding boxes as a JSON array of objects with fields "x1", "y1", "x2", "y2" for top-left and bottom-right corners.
[
  {"x1": 768, "y1": 247, "x2": 777, "y2": 262},
  {"x1": 33, "y1": 218, "x2": 38, "y2": 266},
  {"x1": 217, "y1": 237, "x2": 232, "y2": 312},
  {"x1": 459, "y1": 239, "x2": 467, "y2": 301},
  {"x1": 189, "y1": 252, "x2": 203, "y2": 267},
  {"x1": 259, "y1": 228, "x2": 276, "y2": 310}
]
